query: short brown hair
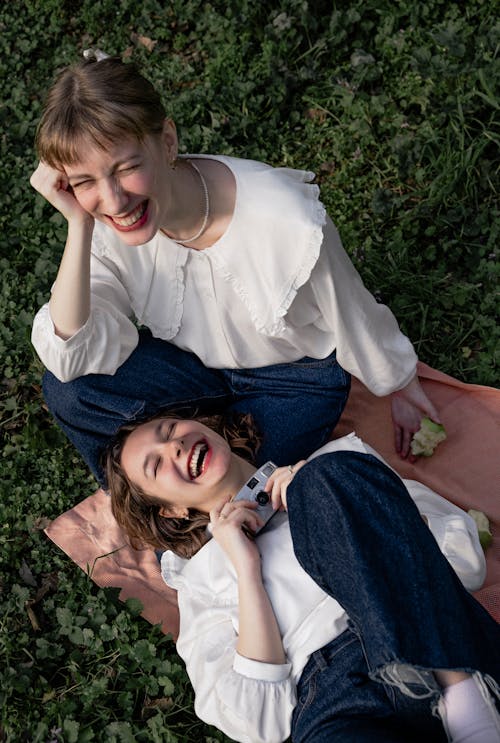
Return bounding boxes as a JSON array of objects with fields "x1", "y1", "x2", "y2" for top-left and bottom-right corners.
[
  {"x1": 35, "y1": 57, "x2": 166, "y2": 167},
  {"x1": 105, "y1": 412, "x2": 261, "y2": 559}
]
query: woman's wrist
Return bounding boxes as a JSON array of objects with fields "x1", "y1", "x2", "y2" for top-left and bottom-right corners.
[
  {"x1": 235, "y1": 553, "x2": 263, "y2": 582},
  {"x1": 66, "y1": 213, "x2": 95, "y2": 240},
  {"x1": 237, "y1": 570, "x2": 286, "y2": 664}
]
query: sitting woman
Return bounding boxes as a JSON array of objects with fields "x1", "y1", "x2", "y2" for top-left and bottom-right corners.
[
  {"x1": 31, "y1": 52, "x2": 438, "y2": 486},
  {"x1": 105, "y1": 413, "x2": 500, "y2": 743}
]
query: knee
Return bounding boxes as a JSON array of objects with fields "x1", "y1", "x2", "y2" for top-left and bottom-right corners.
[
  {"x1": 286, "y1": 453, "x2": 353, "y2": 523},
  {"x1": 288, "y1": 451, "x2": 408, "y2": 516},
  {"x1": 290, "y1": 450, "x2": 376, "y2": 493}
]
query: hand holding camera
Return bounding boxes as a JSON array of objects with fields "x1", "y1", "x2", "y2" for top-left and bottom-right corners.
[{"x1": 232, "y1": 461, "x2": 278, "y2": 534}]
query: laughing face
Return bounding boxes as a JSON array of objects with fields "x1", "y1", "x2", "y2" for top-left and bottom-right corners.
[
  {"x1": 120, "y1": 418, "x2": 253, "y2": 517},
  {"x1": 64, "y1": 124, "x2": 176, "y2": 246}
]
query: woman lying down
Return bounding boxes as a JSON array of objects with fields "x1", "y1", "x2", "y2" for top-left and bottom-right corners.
[{"x1": 105, "y1": 412, "x2": 500, "y2": 743}]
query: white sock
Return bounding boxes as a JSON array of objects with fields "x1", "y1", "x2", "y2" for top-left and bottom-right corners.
[{"x1": 440, "y1": 675, "x2": 500, "y2": 743}]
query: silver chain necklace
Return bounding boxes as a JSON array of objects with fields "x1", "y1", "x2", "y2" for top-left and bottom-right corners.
[{"x1": 170, "y1": 159, "x2": 210, "y2": 245}]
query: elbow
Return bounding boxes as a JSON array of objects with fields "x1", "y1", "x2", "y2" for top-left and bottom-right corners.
[{"x1": 52, "y1": 323, "x2": 88, "y2": 342}]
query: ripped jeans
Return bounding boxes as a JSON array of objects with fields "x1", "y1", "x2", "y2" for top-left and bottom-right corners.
[{"x1": 286, "y1": 452, "x2": 500, "y2": 742}]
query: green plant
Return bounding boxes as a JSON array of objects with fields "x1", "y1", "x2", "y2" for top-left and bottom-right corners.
[{"x1": 0, "y1": 0, "x2": 497, "y2": 739}]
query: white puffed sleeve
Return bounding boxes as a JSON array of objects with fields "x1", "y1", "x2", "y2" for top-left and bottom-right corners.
[
  {"x1": 176, "y1": 590, "x2": 296, "y2": 743},
  {"x1": 310, "y1": 216, "x2": 418, "y2": 395},
  {"x1": 31, "y1": 252, "x2": 139, "y2": 382}
]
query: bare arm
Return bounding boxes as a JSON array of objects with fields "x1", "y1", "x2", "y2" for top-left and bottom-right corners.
[
  {"x1": 210, "y1": 500, "x2": 286, "y2": 665},
  {"x1": 30, "y1": 162, "x2": 94, "y2": 339},
  {"x1": 236, "y1": 557, "x2": 286, "y2": 664}
]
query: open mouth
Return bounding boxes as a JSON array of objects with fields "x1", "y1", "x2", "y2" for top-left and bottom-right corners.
[
  {"x1": 109, "y1": 200, "x2": 148, "y2": 231},
  {"x1": 188, "y1": 440, "x2": 210, "y2": 480}
]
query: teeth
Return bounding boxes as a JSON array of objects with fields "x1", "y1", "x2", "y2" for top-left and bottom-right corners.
[
  {"x1": 112, "y1": 202, "x2": 146, "y2": 227},
  {"x1": 189, "y1": 442, "x2": 208, "y2": 479}
]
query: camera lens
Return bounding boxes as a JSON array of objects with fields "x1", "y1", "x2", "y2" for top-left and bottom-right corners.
[{"x1": 256, "y1": 491, "x2": 269, "y2": 506}]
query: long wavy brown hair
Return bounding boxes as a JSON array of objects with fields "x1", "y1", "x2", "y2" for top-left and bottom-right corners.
[{"x1": 104, "y1": 411, "x2": 261, "y2": 559}]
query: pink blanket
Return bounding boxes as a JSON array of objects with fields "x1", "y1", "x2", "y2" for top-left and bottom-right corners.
[{"x1": 45, "y1": 363, "x2": 500, "y2": 639}]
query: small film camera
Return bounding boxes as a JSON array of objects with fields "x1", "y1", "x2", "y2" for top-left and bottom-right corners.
[{"x1": 233, "y1": 461, "x2": 278, "y2": 534}]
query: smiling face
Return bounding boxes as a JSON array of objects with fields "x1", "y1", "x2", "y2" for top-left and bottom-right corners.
[
  {"x1": 120, "y1": 418, "x2": 253, "y2": 517},
  {"x1": 64, "y1": 122, "x2": 177, "y2": 246}
]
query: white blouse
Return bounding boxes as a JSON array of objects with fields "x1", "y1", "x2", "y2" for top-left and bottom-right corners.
[
  {"x1": 32, "y1": 155, "x2": 417, "y2": 394},
  {"x1": 161, "y1": 434, "x2": 486, "y2": 743}
]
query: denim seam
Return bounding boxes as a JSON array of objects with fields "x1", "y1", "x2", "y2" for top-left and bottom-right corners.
[
  {"x1": 147, "y1": 392, "x2": 232, "y2": 416},
  {"x1": 287, "y1": 358, "x2": 340, "y2": 369},
  {"x1": 295, "y1": 634, "x2": 359, "y2": 725}
]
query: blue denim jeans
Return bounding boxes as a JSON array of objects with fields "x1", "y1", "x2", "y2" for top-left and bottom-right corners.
[
  {"x1": 287, "y1": 452, "x2": 500, "y2": 742},
  {"x1": 42, "y1": 329, "x2": 350, "y2": 484}
]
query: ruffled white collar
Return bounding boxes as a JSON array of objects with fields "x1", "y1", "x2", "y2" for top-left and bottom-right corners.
[{"x1": 92, "y1": 155, "x2": 326, "y2": 338}]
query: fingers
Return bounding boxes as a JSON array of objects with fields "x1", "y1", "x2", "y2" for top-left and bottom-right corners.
[
  {"x1": 394, "y1": 420, "x2": 418, "y2": 461},
  {"x1": 210, "y1": 499, "x2": 263, "y2": 534},
  {"x1": 30, "y1": 161, "x2": 89, "y2": 223},
  {"x1": 265, "y1": 467, "x2": 290, "y2": 511},
  {"x1": 394, "y1": 424, "x2": 402, "y2": 455},
  {"x1": 391, "y1": 394, "x2": 425, "y2": 460},
  {"x1": 30, "y1": 161, "x2": 66, "y2": 195},
  {"x1": 399, "y1": 427, "x2": 413, "y2": 459},
  {"x1": 265, "y1": 460, "x2": 307, "y2": 511}
]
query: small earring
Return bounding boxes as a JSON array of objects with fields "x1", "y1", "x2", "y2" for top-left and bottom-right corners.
[{"x1": 170, "y1": 157, "x2": 178, "y2": 170}]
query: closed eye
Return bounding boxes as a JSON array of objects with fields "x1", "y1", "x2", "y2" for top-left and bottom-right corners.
[
  {"x1": 72, "y1": 179, "x2": 93, "y2": 189},
  {"x1": 159, "y1": 421, "x2": 176, "y2": 442},
  {"x1": 154, "y1": 456, "x2": 161, "y2": 478},
  {"x1": 150, "y1": 421, "x2": 176, "y2": 478},
  {"x1": 118, "y1": 164, "x2": 140, "y2": 176}
]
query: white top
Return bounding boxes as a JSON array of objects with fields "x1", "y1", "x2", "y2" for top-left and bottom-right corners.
[
  {"x1": 32, "y1": 156, "x2": 417, "y2": 394},
  {"x1": 161, "y1": 434, "x2": 486, "y2": 743}
]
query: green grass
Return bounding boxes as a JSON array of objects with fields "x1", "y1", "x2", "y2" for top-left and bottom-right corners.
[{"x1": 0, "y1": 0, "x2": 498, "y2": 739}]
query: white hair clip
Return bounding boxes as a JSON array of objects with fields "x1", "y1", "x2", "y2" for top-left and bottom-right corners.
[{"x1": 83, "y1": 48, "x2": 110, "y2": 62}]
